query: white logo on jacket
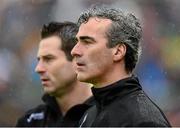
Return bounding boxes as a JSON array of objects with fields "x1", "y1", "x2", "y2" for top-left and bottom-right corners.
[{"x1": 27, "y1": 112, "x2": 44, "y2": 123}]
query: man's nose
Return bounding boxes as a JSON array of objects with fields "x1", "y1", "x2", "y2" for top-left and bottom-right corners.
[
  {"x1": 35, "y1": 61, "x2": 46, "y2": 74},
  {"x1": 71, "y1": 43, "x2": 83, "y2": 57}
]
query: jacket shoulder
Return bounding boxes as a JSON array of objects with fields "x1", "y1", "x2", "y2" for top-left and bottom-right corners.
[
  {"x1": 16, "y1": 104, "x2": 47, "y2": 127},
  {"x1": 115, "y1": 91, "x2": 170, "y2": 126}
]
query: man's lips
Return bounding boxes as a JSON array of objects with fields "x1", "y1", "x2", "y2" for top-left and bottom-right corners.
[
  {"x1": 40, "y1": 78, "x2": 50, "y2": 85},
  {"x1": 41, "y1": 78, "x2": 49, "y2": 81},
  {"x1": 75, "y1": 62, "x2": 86, "y2": 71},
  {"x1": 76, "y1": 62, "x2": 85, "y2": 66}
]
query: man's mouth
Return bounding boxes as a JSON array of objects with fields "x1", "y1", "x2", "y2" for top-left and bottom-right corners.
[
  {"x1": 76, "y1": 62, "x2": 85, "y2": 66},
  {"x1": 75, "y1": 62, "x2": 86, "y2": 71},
  {"x1": 41, "y1": 78, "x2": 50, "y2": 86}
]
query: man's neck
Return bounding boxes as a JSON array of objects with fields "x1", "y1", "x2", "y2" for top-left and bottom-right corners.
[
  {"x1": 93, "y1": 63, "x2": 131, "y2": 88},
  {"x1": 55, "y1": 81, "x2": 92, "y2": 116}
]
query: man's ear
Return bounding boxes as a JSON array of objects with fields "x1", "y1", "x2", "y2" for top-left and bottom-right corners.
[{"x1": 112, "y1": 44, "x2": 126, "y2": 62}]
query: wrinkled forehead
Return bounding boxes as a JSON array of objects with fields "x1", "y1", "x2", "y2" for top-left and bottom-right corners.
[{"x1": 77, "y1": 17, "x2": 112, "y2": 37}]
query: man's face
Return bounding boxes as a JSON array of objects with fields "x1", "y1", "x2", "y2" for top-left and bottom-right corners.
[
  {"x1": 71, "y1": 17, "x2": 114, "y2": 86},
  {"x1": 35, "y1": 36, "x2": 76, "y2": 96}
]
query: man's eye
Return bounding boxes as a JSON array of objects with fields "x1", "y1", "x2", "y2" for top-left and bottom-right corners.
[
  {"x1": 44, "y1": 57, "x2": 53, "y2": 62},
  {"x1": 83, "y1": 40, "x2": 93, "y2": 44}
]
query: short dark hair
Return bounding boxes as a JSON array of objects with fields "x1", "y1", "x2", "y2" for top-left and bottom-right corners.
[
  {"x1": 41, "y1": 21, "x2": 78, "y2": 61},
  {"x1": 78, "y1": 5, "x2": 142, "y2": 73}
]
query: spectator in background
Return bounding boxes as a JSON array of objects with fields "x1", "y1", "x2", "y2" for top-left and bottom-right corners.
[
  {"x1": 71, "y1": 5, "x2": 171, "y2": 127},
  {"x1": 16, "y1": 21, "x2": 93, "y2": 127}
]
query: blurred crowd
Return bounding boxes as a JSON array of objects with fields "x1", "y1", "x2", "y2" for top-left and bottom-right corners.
[{"x1": 0, "y1": 0, "x2": 179, "y2": 126}]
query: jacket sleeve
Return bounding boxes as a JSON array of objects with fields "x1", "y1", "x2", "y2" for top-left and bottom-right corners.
[
  {"x1": 16, "y1": 110, "x2": 34, "y2": 127},
  {"x1": 16, "y1": 115, "x2": 29, "y2": 127},
  {"x1": 15, "y1": 105, "x2": 46, "y2": 127},
  {"x1": 137, "y1": 121, "x2": 171, "y2": 127}
]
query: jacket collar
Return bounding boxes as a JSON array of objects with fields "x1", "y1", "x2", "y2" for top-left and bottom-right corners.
[
  {"x1": 42, "y1": 94, "x2": 95, "y2": 118},
  {"x1": 91, "y1": 76, "x2": 142, "y2": 107},
  {"x1": 42, "y1": 94, "x2": 62, "y2": 117}
]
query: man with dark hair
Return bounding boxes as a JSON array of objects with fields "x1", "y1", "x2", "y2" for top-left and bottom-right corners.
[
  {"x1": 16, "y1": 21, "x2": 93, "y2": 127},
  {"x1": 71, "y1": 5, "x2": 171, "y2": 127}
]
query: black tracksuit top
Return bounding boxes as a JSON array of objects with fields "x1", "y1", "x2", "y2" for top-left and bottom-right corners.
[
  {"x1": 16, "y1": 94, "x2": 94, "y2": 127},
  {"x1": 79, "y1": 76, "x2": 171, "y2": 127}
]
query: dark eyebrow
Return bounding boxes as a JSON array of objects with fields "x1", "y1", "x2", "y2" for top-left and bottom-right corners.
[
  {"x1": 37, "y1": 54, "x2": 55, "y2": 61},
  {"x1": 78, "y1": 36, "x2": 96, "y2": 42}
]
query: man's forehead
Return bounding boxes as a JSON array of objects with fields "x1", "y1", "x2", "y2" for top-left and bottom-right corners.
[
  {"x1": 39, "y1": 36, "x2": 62, "y2": 48},
  {"x1": 77, "y1": 17, "x2": 112, "y2": 38},
  {"x1": 37, "y1": 37, "x2": 63, "y2": 56}
]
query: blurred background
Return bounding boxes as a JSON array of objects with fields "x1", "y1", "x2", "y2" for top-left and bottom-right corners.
[{"x1": 0, "y1": 0, "x2": 180, "y2": 126}]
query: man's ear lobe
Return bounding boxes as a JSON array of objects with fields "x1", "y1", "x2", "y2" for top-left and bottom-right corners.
[{"x1": 113, "y1": 44, "x2": 126, "y2": 62}]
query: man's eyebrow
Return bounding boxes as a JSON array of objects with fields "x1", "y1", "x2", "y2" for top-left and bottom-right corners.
[
  {"x1": 78, "y1": 36, "x2": 96, "y2": 42},
  {"x1": 36, "y1": 54, "x2": 54, "y2": 60}
]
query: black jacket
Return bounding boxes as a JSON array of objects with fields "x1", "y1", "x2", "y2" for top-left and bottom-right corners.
[
  {"x1": 16, "y1": 94, "x2": 94, "y2": 127},
  {"x1": 79, "y1": 76, "x2": 171, "y2": 127}
]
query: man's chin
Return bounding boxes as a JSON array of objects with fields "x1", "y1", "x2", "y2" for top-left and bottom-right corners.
[
  {"x1": 43, "y1": 87, "x2": 54, "y2": 94},
  {"x1": 77, "y1": 74, "x2": 90, "y2": 83},
  {"x1": 77, "y1": 75, "x2": 86, "y2": 82}
]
